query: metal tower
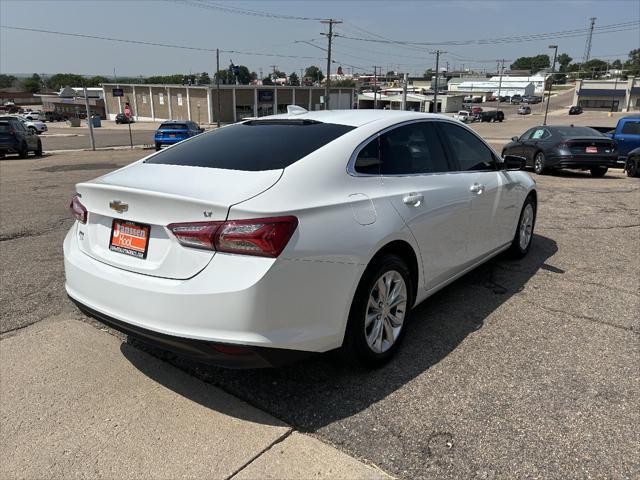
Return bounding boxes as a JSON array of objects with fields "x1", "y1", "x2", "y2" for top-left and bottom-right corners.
[{"x1": 583, "y1": 17, "x2": 596, "y2": 62}]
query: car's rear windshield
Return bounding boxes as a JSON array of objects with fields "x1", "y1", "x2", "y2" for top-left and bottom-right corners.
[
  {"x1": 146, "y1": 120, "x2": 355, "y2": 171},
  {"x1": 0, "y1": 122, "x2": 10, "y2": 132},
  {"x1": 159, "y1": 123, "x2": 188, "y2": 130},
  {"x1": 554, "y1": 126, "x2": 603, "y2": 137}
]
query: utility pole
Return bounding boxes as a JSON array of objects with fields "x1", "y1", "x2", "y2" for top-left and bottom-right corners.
[
  {"x1": 372, "y1": 66, "x2": 379, "y2": 109},
  {"x1": 402, "y1": 72, "x2": 408, "y2": 111},
  {"x1": 216, "y1": 48, "x2": 221, "y2": 128},
  {"x1": 430, "y1": 50, "x2": 445, "y2": 113},
  {"x1": 83, "y1": 85, "x2": 95, "y2": 151},
  {"x1": 320, "y1": 18, "x2": 342, "y2": 110},
  {"x1": 544, "y1": 45, "x2": 558, "y2": 126},
  {"x1": 496, "y1": 59, "x2": 505, "y2": 111}
]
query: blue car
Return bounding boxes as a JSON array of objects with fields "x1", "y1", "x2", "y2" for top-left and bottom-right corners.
[{"x1": 154, "y1": 121, "x2": 204, "y2": 150}]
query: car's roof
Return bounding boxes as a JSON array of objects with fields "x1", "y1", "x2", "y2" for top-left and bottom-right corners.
[{"x1": 264, "y1": 109, "x2": 452, "y2": 127}]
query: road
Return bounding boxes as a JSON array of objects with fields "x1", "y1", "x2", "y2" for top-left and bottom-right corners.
[{"x1": 1, "y1": 143, "x2": 638, "y2": 478}]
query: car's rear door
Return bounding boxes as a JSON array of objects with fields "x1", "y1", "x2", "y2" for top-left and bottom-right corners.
[
  {"x1": 438, "y1": 121, "x2": 517, "y2": 261},
  {"x1": 365, "y1": 120, "x2": 472, "y2": 290}
]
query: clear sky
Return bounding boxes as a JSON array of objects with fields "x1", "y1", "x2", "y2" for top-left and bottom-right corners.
[{"x1": 1, "y1": 0, "x2": 638, "y2": 78}]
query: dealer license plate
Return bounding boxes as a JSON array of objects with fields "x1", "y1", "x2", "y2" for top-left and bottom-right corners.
[
  {"x1": 586, "y1": 146, "x2": 598, "y2": 153},
  {"x1": 109, "y1": 219, "x2": 150, "y2": 259}
]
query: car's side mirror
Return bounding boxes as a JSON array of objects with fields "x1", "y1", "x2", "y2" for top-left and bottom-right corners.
[
  {"x1": 511, "y1": 136, "x2": 519, "y2": 142},
  {"x1": 501, "y1": 155, "x2": 526, "y2": 170}
]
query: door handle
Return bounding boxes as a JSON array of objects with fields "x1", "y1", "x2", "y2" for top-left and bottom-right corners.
[
  {"x1": 469, "y1": 183, "x2": 485, "y2": 195},
  {"x1": 402, "y1": 192, "x2": 424, "y2": 207}
]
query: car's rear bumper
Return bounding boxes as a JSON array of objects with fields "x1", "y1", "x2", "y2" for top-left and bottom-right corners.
[
  {"x1": 70, "y1": 297, "x2": 313, "y2": 368},
  {"x1": 155, "y1": 137, "x2": 188, "y2": 145},
  {"x1": 63, "y1": 223, "x2": 360, "y2": 359},
  {"x1": 0, "y1": 141, "x2": 19, "y2": 152},
  {"x1": 547, "y1": 155, "x2": 619, "y2": 169}
]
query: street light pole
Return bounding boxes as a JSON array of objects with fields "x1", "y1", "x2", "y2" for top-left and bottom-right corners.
[
  {"x1": 429, "y1": 50, "x2": 446, "y2": 113},
  {"x1": 543, "y1": 45, "x2": 558, "y2": 126}
]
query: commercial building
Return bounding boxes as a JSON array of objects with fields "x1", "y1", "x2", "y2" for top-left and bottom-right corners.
[
  {"x1": 37, "y1": 86, "x2": 106, "y2": 118},
  {"x1": 487, "y1": 74, "x2": 552, "y2": 94},
  {"x1": 357, "y1": 92, "x2": 464, "y2": 113},
  {"x1": 451, "y1": 81, "x2": 535, "y2": 100},
  {"x1": 572, "y1": 78, "x2": 640, "y2": 112},
  {"x1": 102, "y1": 84, "x2": 355, "y2": 123}
]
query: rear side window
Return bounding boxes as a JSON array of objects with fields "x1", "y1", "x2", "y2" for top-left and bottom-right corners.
[
  {"x1": 621, "y1": 121, "x2": 640, "y2": 135},
  {"x1": 147, "y1": 120, "x2": 354, "y2": 171},
  {"x1": 439, "y1": 122, "x2": 496, "y2": 171}
]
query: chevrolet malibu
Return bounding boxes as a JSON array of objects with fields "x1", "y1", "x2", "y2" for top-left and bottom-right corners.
[{"x1": 64, "y1": 110, "x2": 537, "y2": 368}]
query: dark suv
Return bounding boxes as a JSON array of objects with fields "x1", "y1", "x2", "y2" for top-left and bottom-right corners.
[{"x1": 0, "y1": 117, "x2": 43, "y2": 158}]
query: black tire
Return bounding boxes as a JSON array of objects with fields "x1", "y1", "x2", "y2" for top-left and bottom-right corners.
[
  {"x1": 508, "y1": 195, "x2": 537, "y2": 258},
  {"x1": 155, "y1": 143, "x2": 162, "y2": 151},
  {"x1": 625, "y1": 158, "x2": 639, "y2": 177},
  {"x1": 34, "y1": 140, "x2": 43, "y2": 157},
  {"x1": 341, "y1": 254, "x2": 414, "y2": 368},
  {"x1": 533, "y1": 151, "x2": 548, "y2": 175},
  {"x1": 590, "y1": 166, "x2": 608, "y2": 178},
  {"x1": 28, "y1": 126, "x2": 37, "y2": 134},
  {"x1": 18, "y1": 142, "x2": 28, "y2": 159}
]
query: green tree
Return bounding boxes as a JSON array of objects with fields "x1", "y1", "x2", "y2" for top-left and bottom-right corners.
[
  {"x1": 86, "y1": 75, "x2": 109, "y2": 87},
  {"x1": 22, "y1": 73, "x2": 42, "y2": 93},
  {"x1": 624, "y1": 48, "x2": 640, "y2": 77},
  {"x1": 610, "y1": 59, "x2": 622, "y2": 69},
  {"x1": 198, "y1": 72, "x2": 211, "y2": 84},
  {"x1": 288, "y1": 72, "x2": 300, "y2": 86},
  {"x1": 423, "y1": 69, "x2": 434, "y2": 80},
  {"x1": 510, "y1": 55, "x2": 551, "y2": 73},
  {"x1": 262, "y1": 76, "x2": 273, "y2": 85},
  {"x1": 0, "y1": 74, "x2": 17, "y2": 89},
  {"x1": 214, "y1": 69, "x2": 232, "y2": 84},
  {"x1": 557, "y1": 53, "x2": 572, "y2": 73},
  {"x1": 333, "y1": 79, "x2": 356, "y2": 87},
  {"x1": 273, "y1": 70, "x2": 286, "y2": 79},
  {"x1": 304, "y1": 66, "x2": 324, "y2": 83},
  {"x1": 582, "y1": 59, "x2": 609, "y2": 78},
  {"x1": 48, "y1": 73, "x2": 85, "y2": 90}
]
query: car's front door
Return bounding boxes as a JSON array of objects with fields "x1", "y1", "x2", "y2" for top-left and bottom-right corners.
[
  {"x1": 357, "y1": 121, "x2": 471, "y2": 290},
  {"x1": 438, "y1": 122, "x2": 515, "y2": 261}
]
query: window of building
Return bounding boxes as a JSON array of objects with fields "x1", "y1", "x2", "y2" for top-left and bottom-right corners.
[
  {"x1": 177, "y1": 93, "x2": 183, "y2": 106},
  {"x1": 439, "y1": 122, "x2": 496, "y2": 171},
  {"x1": 142, "y1": 94, "x2": 148, "y2": 104},
  {"x1": 159, "y1": 93, "x2": 164, "y2": 105},
  {"x1": 578, "y1": 99, "x2": 618, "y2": 110}
]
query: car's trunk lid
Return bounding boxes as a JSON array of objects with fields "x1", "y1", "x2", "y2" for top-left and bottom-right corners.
[
  {"x1": 75, "y1": 162, "x2": 282, "y2": 279},
  {"x1": 564, "y1": 136, "x2": 616, "y2": 155}
]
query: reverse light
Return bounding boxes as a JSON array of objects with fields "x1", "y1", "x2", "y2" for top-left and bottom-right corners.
[
  {"x1": 167, "y1": 216, "x2": 298, "y2": 258},
  {"x1": 69, "y1": 194, "x2": 87, "y2": 224}
]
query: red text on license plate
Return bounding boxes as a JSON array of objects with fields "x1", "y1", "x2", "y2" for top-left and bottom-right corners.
[{"x1": 586, "y1": 146, "x2": 598, "y2": 153}]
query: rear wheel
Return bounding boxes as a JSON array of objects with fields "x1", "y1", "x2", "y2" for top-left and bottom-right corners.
[
  {"x1": 626, "y1": 157, "x2": 639, "y2": 177},
  {"x1": 590, "y1": 166, "x2": 607, "y2": 178},
  {"x1": 509, "y1": 195, "x2": 536, "y2": 258},
  {"x1": 155, "y1": 143, "x2": 162, "y2": 151},
  {"x1": 534, "y1": 152, "x2": 548, "y2": 175},
  {"x1": 18, "y1": 142, "x2": 28, "y2": 159},
  {"x1": 341, "y1": 254, "x2": 413, "y2": 368},
  {"x1": 34, "y1": 140, "x2": 43, "y2": 157}
]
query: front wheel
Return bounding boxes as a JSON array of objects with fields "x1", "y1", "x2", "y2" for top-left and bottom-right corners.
[
  {"x1": 590, "y1": 166, "x2": 607, "y2": 178},
  {"x1": 534, "y1": 152, "x2": 548, "y2": 175},
  {"x1": 155, "y1": 143, "x2": 162, "y2": 151},
  {"x1": 341, "y1": 254, "x2": 413, "y2": 368},
  {"x1": 508, "y1": 196, "x2": 536, "y2": 258},
  {"x1": 28, "y1": 126, "x2": 37, "y2": 134}
]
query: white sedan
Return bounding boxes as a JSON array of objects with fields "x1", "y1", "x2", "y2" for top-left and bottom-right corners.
[{"x1": 64, "y1": 110, "x2": 536, "y2": 368}]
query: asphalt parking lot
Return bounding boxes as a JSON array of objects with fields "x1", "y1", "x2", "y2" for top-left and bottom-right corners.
[{"x1": 1, "y1": 119, "x2": 638, "y2": 478}]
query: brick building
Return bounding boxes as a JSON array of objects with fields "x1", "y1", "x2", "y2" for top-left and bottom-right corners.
[{"x1": 102, "y1": 84, "x2": 356, "y2": 124}]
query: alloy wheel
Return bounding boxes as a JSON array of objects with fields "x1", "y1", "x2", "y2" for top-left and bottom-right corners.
[
  {"x1": 534, "y1": 153, "x2": 545, "y2": 174},
  {"x1": 364, "y1": 270, "x2": 407, "y2": 354},
  {"x1": 519, "y1": 204, "x2": 534, "y2": 250}
]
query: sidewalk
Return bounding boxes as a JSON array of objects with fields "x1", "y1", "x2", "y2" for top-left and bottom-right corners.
[{"x1": 0, "y1": 318, "x2": 389, "y2": 479}]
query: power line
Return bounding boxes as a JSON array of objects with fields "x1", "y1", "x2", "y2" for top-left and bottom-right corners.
[
  {"x1": 0, "y1": 25, "x2": 325, "y2": 60},
  {"x1": 173, "y1": 0, "x2": 324, "y2": 21},
  {"x1": 334, "y1": 20, "x2": 639, "y2": 46}
]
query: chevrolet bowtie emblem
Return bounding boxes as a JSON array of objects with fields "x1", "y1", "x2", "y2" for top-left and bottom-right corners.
[{"x1": 109, "y1": 200, "x2": 129, "y2": 213}]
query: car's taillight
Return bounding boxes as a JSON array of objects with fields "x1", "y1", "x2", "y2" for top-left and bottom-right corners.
[
  {"x1": 69, "y1": 194, "x2": 87, "y2": 224},
  {"x1": 167, "y1": 216, "x2": 298, "y2": 258},
  {"x1": 167, "y1": 221, "x2": 222, "y2": 250}
]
